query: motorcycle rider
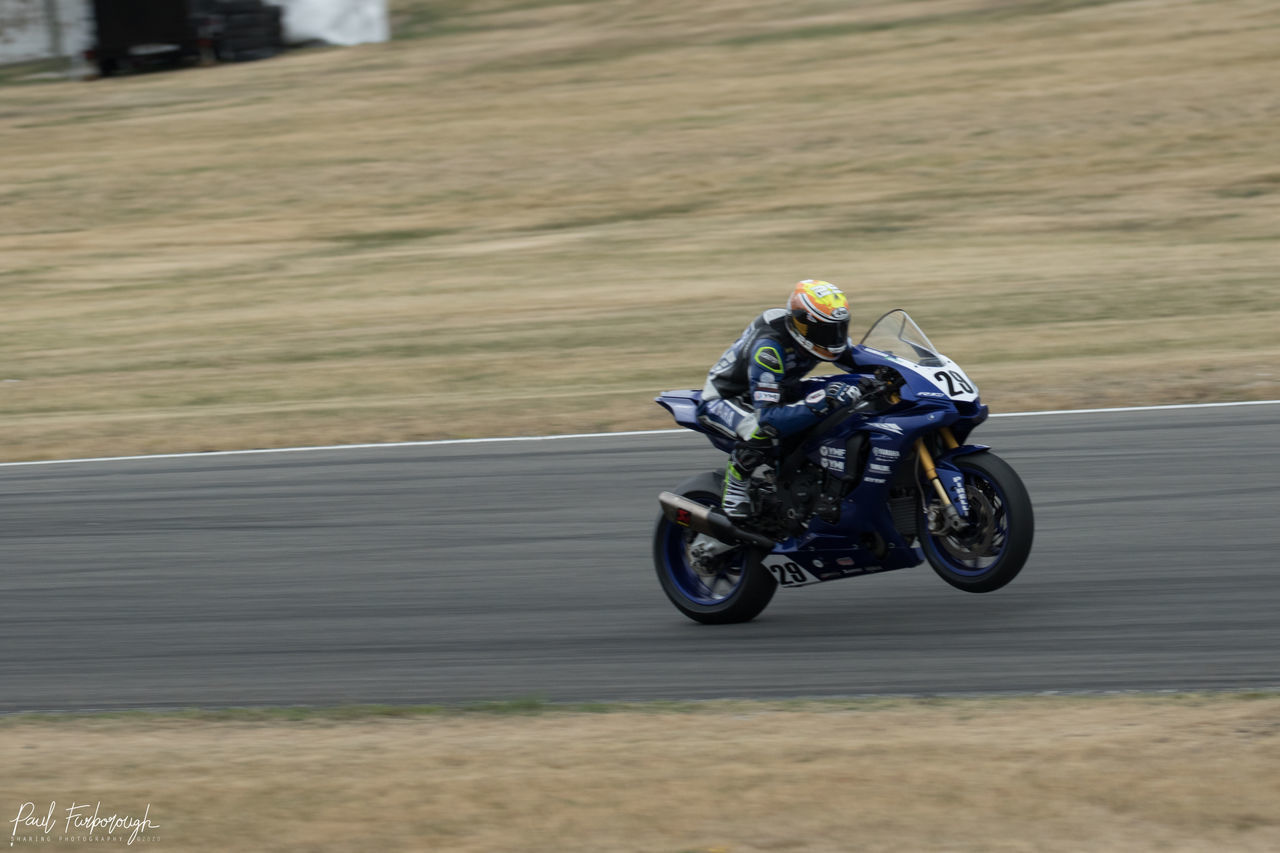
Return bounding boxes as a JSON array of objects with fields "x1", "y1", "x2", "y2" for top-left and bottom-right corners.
[{"x1": 698, "y1": 280, "x2": 875, "y2": 519}]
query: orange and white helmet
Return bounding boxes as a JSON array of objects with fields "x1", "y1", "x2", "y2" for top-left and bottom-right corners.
[{"x1": 786, "y1": 280, "x2": 851, "y2": 360}]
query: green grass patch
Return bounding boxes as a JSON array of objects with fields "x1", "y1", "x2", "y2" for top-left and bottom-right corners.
[
  {"x1": 0, "y1": 57, "x2": 71, "y2": 87},
  {"x1": 3, "y1": 691, "x2": 1277, "y2": 726}
]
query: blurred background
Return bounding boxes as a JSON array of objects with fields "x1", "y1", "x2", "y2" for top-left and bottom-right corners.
[
  {"x1": 2, "y1": 0, "x2": 1277, "y2": 460},
  {"x1": 4, "y1": 6, "x2": 1279, "y2": 850}
]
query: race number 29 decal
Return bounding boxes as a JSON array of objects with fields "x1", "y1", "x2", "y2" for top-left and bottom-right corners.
[
  {"x1": 934, "y1": 369, "x2": 974, "y2": 397},
  {"x1": 762, "y1": 556, "x2": 818, "y2": 587}
]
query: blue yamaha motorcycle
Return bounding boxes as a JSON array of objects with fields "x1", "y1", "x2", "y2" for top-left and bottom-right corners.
[{"x1": 654, "y1": 309, "x2": 1034, "y2": 624}]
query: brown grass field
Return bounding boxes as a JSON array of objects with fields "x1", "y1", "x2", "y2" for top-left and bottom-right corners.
[
  {"x1": 1, "y1": 0, "x2": 1278, "y2": 460},
  {"x1": 2, "y1": 695, "x2": 1279, "y2": 851},
  {"x1": 3, "y1": 7, "x2": 1279, "y2": 847}
]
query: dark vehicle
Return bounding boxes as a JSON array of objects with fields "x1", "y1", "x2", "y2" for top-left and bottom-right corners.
[
  {"x1": 88, "y1": 0, "x2": 284, "y2": 76},
  {"x1": 88, "y1": 0, "x2": 199, "y2": 75}
]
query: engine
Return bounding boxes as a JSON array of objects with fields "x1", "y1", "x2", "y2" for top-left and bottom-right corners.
[{"x1": 751, "y1": 463, "x2": 826, "y2": 539}]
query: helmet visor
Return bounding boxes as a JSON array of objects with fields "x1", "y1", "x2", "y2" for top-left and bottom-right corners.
[{"x1": 795, "y1": 314, "x2": 849, "y2": 352}]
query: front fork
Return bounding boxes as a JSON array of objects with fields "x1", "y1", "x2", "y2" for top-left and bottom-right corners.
[
  {"x1": 917, "y1": 428, "x2": 968, "y2": 532},
  {"x1": 889, "y1": 381, "x2": 967, "y2": 528}
]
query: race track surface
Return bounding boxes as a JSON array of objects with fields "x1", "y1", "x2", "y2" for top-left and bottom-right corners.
[{"x1": 2, "y1": 405, "x2": 1278, "y2": 712}]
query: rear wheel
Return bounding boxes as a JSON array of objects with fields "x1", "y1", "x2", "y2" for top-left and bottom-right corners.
[
  {"x1": 921, "y1": 451, "x2": 1033, "y2": 593},
  {"x1": 652, "y1": 471, "x2": 776, "y2": 624}
]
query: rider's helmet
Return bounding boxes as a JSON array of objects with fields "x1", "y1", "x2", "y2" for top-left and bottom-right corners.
[{"x1": 786, "y1": 280, "x2": 851, "y2": 360}]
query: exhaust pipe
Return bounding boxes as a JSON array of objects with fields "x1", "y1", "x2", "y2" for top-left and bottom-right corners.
[{"x1": 658, "y1": 492, "x2": 776, "y2": 551}]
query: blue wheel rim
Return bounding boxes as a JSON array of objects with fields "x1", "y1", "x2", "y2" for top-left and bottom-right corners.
[
  {"x1": 659, "y1": 496, "x2": 747, "y2": 605},
  {"x1": 925, "y1": 468, "x2": 1010, "y2": 578}
]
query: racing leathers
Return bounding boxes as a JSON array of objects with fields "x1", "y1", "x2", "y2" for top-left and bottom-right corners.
[{"x1": 697, "y1": 308, "x2": 871, "y2": 519}]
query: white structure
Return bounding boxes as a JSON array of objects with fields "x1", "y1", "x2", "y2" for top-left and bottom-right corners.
[
  {"x1": 278, "y1": 0, "x2": 388, "y2": 47},
  {"x1": 0, "y1": 0, "x2": 387, "y2": 64},
  {"x1": 0, "y1": 0, "x2": 92, "y2": 64}
]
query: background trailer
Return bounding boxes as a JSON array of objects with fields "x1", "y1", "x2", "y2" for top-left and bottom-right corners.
[{"x1": 0, "y1": 0, "x2": 388, "y2": 67}]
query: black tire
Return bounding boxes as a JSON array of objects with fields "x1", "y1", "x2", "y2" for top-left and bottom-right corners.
[
  {"x1": 921, "y1": 451, "x2": 1033, "y2": 593},
  {"x1": 652, "y1": 471, "x2": 777, "y2": 624}
]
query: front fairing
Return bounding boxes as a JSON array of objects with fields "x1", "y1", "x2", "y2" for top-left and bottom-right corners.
[
  {"x1": 851, "y1": 344, "x2": 982, "y2": 414},
  {"x1": 803, "y1": 345, "x2": 988, "y2": 467},
  {"x1": 780, "y1": 341, "x2": 990, "y2": 577}
]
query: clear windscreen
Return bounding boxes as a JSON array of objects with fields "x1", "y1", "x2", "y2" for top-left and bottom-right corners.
[{"x1": 858, "y1": 309, "x2": 944, "y2": 367}]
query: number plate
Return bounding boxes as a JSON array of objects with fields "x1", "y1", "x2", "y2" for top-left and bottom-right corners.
[
  {"x1": 761, "y1": 555, "x2": 823, "y2": 588},
  {"x1": 926, "y1": 360, "x2": 979, "y2": 402}
]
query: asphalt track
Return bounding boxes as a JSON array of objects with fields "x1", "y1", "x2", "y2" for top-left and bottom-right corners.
[{"x1": 2, "y1": 404, "x2": 1278, "y2": 712}]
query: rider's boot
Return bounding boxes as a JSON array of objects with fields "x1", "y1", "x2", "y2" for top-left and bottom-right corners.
[
  {"x1": 721, "y1": 461, "x2": 753, "y2": 520},
  {"x1": 720, "y1": 429, "x2": 774, "y2": 520}
]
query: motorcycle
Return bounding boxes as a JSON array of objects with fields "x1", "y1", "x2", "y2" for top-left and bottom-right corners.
[{"x1": 653, "y1": 309, "x2": 1034, "y2": 624}]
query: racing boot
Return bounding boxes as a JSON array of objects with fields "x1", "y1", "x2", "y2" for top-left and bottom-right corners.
[
  {"x1": 721, "y1": 460, "x2": 753, "y2": 520},
  {"x1": 720, "y1": 429, "x2": 774, "y2": 520}
]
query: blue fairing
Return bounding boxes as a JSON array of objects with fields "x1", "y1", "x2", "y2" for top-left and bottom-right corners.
[
  {"x1": 654, "y1": 389, "x2": 736, "y2": 452},
  {"x1": 655, "y1": 389, "x2": 702, "y2": 430},
  {"x1": 655, "y1": 341, "x2": 991, "y2": 582}
]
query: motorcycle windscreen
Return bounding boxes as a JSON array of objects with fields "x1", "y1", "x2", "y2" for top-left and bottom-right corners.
[{"x1": 859, "y1": 309, "x2": 944, "y2": 367}]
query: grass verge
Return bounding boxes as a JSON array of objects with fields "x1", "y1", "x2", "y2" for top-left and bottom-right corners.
[
  {"x1": 2, "y1": 693, "x2": 1278, "y2": 851},
  {"x1": 2, "y1": 0, "x2": 1278, "y2": 461}
]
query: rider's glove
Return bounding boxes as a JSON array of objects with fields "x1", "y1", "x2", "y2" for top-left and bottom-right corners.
[
  {"x1": 805, "y1": 382, "x2": 862, "y2": 416},
  {"x1": 805, "y1": 377, "x2": 882, "y2": 416},
  {"x1": 829, "y1": 382, "x2": 861, "y2": 408}
]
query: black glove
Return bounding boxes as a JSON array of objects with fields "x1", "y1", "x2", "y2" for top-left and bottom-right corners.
[{"x1": 854, "y1": 375, "x2": 880, "y2": 396}]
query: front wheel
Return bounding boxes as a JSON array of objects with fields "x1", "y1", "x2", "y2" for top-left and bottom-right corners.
[
  {"x1": 652, "y1": 471, "x2": 777, "y2": 624},
  {"x1": 921, "y1": 451, "x2": 1034, "y2": 593}
]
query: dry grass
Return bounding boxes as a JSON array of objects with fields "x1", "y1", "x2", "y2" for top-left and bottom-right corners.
[
  {"x1": 2, "y1": 695, "x2": 1279, "y2": 851},
  {"x1": 2, "y1": 0, "x2": 1278, "y2": 460}
]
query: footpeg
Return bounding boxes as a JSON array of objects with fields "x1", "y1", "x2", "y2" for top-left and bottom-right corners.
[{"x1": 815, "y1": 494, "x2": 841, "y2": 524}]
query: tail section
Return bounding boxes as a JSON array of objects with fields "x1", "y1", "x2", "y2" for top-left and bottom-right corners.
[
  {"x1": 655, "y1": 390, "x2": 737, "y2": 453},
  {"x1": 655, "y1": 389, "x2": 703, "y2": 429}
]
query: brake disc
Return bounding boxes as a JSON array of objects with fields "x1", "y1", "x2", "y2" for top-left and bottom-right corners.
[{"x1": 939, "y1": 489, "x2": 996, "y2": 560}]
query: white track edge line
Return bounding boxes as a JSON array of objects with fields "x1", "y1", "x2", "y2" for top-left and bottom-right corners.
[
  {"x1": 992, "y1": 399, "x2": 1280, "y2": 417},
  {"x1": 2, "y1": 400, "x2": 1276, "y2": 468}
]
